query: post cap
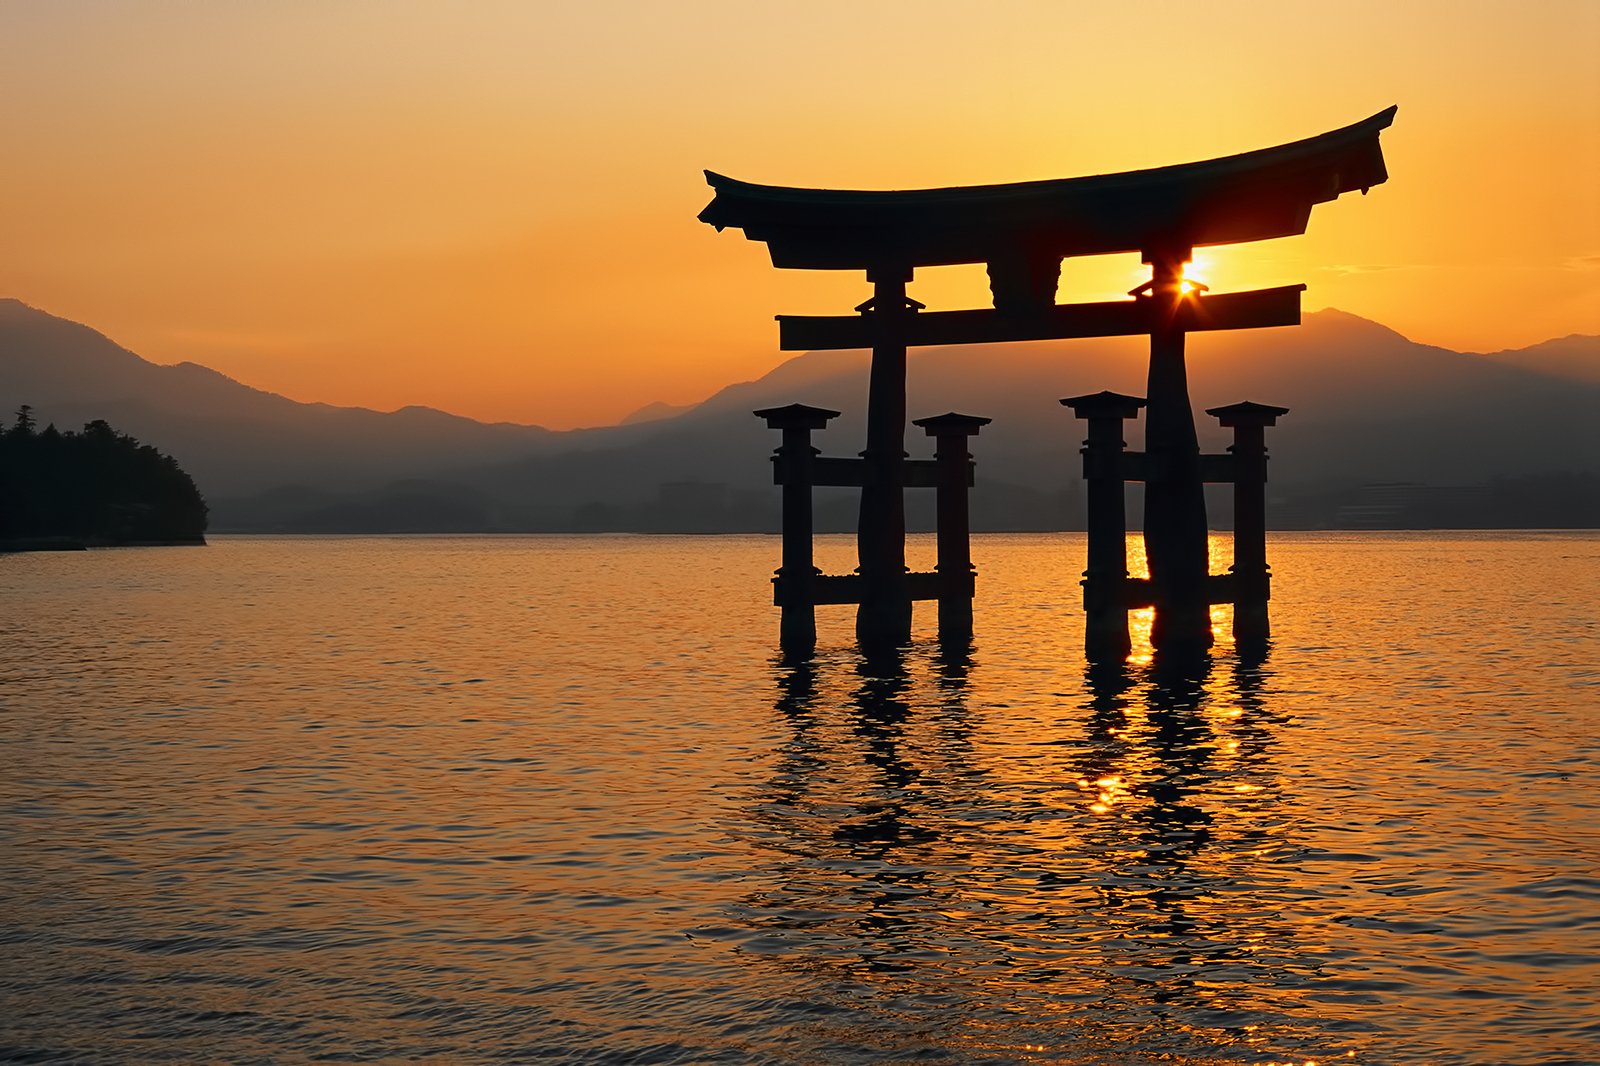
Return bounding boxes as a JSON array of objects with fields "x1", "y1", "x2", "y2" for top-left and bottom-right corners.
[
  {"x1": 1205, "y1": 400, "x2": 1290, "y2": 428},
  {"x1": 753, "y1": 403, "x2": 842, "y2": 430},
  {"x1": 1060, "y1": 391, "x2": 1147, "y2": 420},
  {"x1": 911, "y1": 411, "x2": 992, "y2": 436}
]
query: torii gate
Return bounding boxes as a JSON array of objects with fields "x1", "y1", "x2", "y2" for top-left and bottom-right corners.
[{"x1": 701, "y1": 107, "x2": 1396, "y2": 655}]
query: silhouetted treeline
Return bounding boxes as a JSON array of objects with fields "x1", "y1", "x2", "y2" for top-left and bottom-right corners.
[{"x1": 1, "y1": 406, "x2": 208, "y2": 546}]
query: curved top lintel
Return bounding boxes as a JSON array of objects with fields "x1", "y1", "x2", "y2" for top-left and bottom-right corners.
[{"x1": 699, "y1": 106, "x2": 1396, "y2": 270}]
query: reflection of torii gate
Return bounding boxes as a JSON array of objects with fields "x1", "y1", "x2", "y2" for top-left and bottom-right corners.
[{"x1": 701, "y1": 107, "x2": 1395, "y2": 656}]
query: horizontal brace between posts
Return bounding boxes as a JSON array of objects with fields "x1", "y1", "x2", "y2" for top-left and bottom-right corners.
[
  {"x1": 775, "y1": 569, "x2": 976, "y2": 607},
  {"x1": 777, "y1": 285, "x2": 1305, "y2": 352},
  {"x1": 1087, "y1": 572, "x2": 1270, "y2": 610},
  {"x1": 773, "y1": 455, "x2": 974, "y2": 488}
]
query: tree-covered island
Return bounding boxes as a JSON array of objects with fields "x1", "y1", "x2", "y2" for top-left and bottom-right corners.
[{"x1": 1, "y1": 406, "x2": 208, "y2": 550}]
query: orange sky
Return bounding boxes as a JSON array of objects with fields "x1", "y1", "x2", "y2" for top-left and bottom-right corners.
[{"x1": 2, "y1": 1, "x2": 1596, "y2": 428}]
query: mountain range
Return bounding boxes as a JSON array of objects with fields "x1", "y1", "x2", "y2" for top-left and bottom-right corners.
[{"x1": 2, "y1": 297, "x2": 1596, "y2": 531}]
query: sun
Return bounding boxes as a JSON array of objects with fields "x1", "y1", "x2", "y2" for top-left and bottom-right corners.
[
  {"x1": 1125, "y1": 250, "x2": 1215, "y2": 298},
  {"x1": 1179, "y1": 251, "x2": 1214, "y2": 295}
]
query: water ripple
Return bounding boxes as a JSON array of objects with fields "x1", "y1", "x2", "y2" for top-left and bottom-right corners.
[{"x1": 1, "y1": 533, "x2": 1596, "y2": 1063}]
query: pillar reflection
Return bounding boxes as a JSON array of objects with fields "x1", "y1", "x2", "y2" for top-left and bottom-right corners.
[{"x1": 730, "y1": 641, "x2": 1343, "y2": 1062}]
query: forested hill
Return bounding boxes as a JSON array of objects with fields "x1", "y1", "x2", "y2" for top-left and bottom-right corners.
[{"x1": 1, "y1": 406, "x2": 208, "y2": 549}]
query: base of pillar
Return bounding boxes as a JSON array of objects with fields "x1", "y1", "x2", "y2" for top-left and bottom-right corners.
[
  {"x1": 779, "y1": 606, "x2": 816, "y2": 655},
  {"x1": 1085, "y1": 609, "x2": 1132, "y2": 662},
  {"x1": 1234, "y1": 598, "x2": 1270, "y2": 644},
  {"x1": 1150, "y1": 601, "x2": 1213, "y2": 652},
  {"x1": 937, "y1": 632, "x2": 974, "y2": 669},
  {"x1": 1235, "y1": 634, "x2": 1270, "y2": 667},
  {"x1": 936, "y1": 599, "x2": 973, "y2": 642},
  {"x1": 856, "y1": 596, "x2": 913, "y2": 650}
]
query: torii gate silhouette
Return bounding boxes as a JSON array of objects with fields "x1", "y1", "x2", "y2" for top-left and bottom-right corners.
[{"x1": 701, "y1": 107, "x2": 1396, "y2": 657}]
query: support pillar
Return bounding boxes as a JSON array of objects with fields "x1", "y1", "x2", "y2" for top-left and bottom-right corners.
[
  {"x1": 1063, "y1": 391, "x2": 1146, "y2": 661},
  {"x1": 1206, "y1": 401, "x2": 1288, "y2": 647},
  {"x1": 1139, "y1": 250, "x2": 1212, "y2": 652},
  {"x1": 912, "y1": 412, "x2": 991, "y2": 642},
  {"x1": 857, "y1": 264, "x2": 915, "y2": 649},
  {"x1": 755, "y1": 403, "x2": 841, "y2": 654}
]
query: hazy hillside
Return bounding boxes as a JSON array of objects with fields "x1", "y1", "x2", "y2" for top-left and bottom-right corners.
[
  {"x1": 453, "y1": 310, "x2": 1600, "y2": 529},
  {"x1": 0, "y1": 299, "x2": 556, "y2": 495},
  {"x1": 1477, "y1": 334, "x2": 1600, "y2": 385},
  {"x1": 4, "y1": 297, "x2": 1596, "y2": 530},
  {"x1": 620, "y1": 400, "x2": 698, "y2": 425}
]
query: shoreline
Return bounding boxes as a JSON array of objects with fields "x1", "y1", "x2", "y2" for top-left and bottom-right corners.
[{"x1": 1, "y1": 536, "x2": 207, "y2": 553}]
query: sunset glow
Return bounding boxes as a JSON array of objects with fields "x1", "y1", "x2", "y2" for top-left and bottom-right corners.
[
  {"x1": 4, "y1": 3, "x2": 1595, "y2": 1052},
  {"x1": 1, "y1": 1, "x2": 1596, "y2": 428}
]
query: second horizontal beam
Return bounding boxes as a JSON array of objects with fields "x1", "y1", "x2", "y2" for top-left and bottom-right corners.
[{"x1": 778, "y1": 285, "x2": 1305, "y2": 351}]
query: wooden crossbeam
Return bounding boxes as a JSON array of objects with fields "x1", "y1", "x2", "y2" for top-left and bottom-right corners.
[
  {"x1": 773, "y1": 455, "x2": 974, "y2": 488},
  {"x1": 777, "y1": 285, "x2": 1305, "y2": 352}
]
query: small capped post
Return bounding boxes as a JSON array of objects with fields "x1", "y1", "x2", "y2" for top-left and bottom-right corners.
[
  {"x1": 912, "y1": 412, "x2": 991, "y2": 642},
  {"x1": 1062, "y1": 391, "x2": 1147, "y2": 661},
  {"x1": 1206, "y1": 401, "x2": 1289, "y2": 647},
  {"x1": 755, "y1": 403, "x2": 841, "y2": 654}
]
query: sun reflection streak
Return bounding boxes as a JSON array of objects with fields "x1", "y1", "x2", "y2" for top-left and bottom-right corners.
[
  {"x1": 6, "y1": 534, "x2": 1595, "y2": 1064},
  {"x1": 727, "y1": 597, "x2": 1341, "y2": 1062},
  {"x1": 1123, "y1": 533, "x2": 1233, "y2": 664}
]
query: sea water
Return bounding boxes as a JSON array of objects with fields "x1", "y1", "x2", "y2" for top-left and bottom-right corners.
[{"x1": 2, "y1": 533, "x2": 1597, "y2": 1064}]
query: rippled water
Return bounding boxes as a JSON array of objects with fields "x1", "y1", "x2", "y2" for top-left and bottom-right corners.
[{"x1": 2, "y1": 533, "x2": 1597, "y2": 1064}]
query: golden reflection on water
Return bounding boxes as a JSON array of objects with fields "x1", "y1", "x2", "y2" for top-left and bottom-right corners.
[
  {"x1": 741, "y1": 632, "x2": 1353, "y2": 1064},
  {"x1": 2, "y1": 534, "x2": 1598, "y2": 1064},
  {"x1": 778, "y1": 531, "x2": 1597, "y2": 1064},
  {"x1": 1124, "y1": 533, "x2": 1237, "y2": 664}
]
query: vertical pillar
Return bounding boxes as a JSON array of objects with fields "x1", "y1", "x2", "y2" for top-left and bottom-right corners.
[
  {"x1": 1206, "y1": 401, "x2": 1289, "y2": 647},
  {"x1": 755, "y1": 403, "x2": 841, "y2": 654},
  {"x1": 857, "y1": 264, "x2": 915, "y2": 649},
  {"x1": 1063, "y1": 391, "x2": 1146, "y2": 661},
  {"x1": 1139, "y1": 249, "x2": 1212, "y2": 652},
  {"x1": 912, "y1": 412, "x2": 991, "y2": 641}
]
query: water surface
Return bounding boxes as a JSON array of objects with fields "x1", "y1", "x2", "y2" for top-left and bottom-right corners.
[{"x1": 2, "y1": 533, "x2": 1597, "y2": 1063}]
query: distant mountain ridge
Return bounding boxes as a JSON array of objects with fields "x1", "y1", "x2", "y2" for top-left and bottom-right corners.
[
  {"x1": 3, "y1": 297, "x2": 1596, "y2": 530},
  {"x1": 1473, "y1": 333, "x2": 1600, "y2": 385},
  {"x1": 0, "y1": 298, "x2": 555, "y2": 495},
  {"x1": 620, "y1": 399, "x2": 699, "y2": 425}
]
